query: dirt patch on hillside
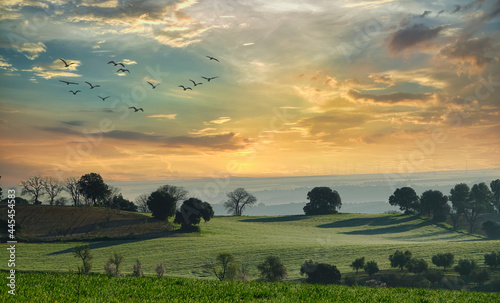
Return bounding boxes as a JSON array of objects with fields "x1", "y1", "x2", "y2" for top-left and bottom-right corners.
[{"x1": 0, "y1": 205, "x2": 174, "y2": 241}]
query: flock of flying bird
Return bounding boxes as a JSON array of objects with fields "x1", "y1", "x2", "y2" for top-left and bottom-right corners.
[{"x1": 57, "y1": 55, "x2": 220, "y2": 113}]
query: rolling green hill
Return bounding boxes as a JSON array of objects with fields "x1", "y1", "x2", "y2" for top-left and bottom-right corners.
[{"x1": 1, "y1": 208, "x2": 499, "y2": 282}]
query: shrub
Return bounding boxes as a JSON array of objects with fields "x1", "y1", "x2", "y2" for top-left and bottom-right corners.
[
  {"x1": 405, "y1": 258, "x2": 428, "y2": 275},
  {"x1": 482, "y1": 220, "x2": 500, "y2": 239},
  {"x1": 364, "y1": 261, "x2": 379, "y2": 278},
  {"x1": 472, "y1": 269, "x2": 490, "y2": 285},
  {"x1": 411, "y1": 277, "x2": 431, "y2": 289},
  {"x1": 300, "y1": 260, "x2": 341, "y2": 284},
  {"x1": 73, "y1": 245, "x2": 92, "y2": 275},
  {"x1": 484, "y1": 251, "x2": 500, "y2": 269},
  {"x1": 257, "y1": 255, "x2": 287, "y2": 282},
  {"x1": 132, "y1": 259, "x2": 143, "y2": 277},
  {"x1": 425, "y1": 268, "x2": 444, "y2": 285},
  {"x1": 155, "y1": 263, "x2": 166, "y2": 277},
  {"x1": 380, "y1": 274, "x2": 400, "y2": 287},
  {"x1": 105, "y1": 252, "x2": 124, "y2": 277},
  {"x1": 351, "y1": 257, "x2": 365, "y2": 274},
  {"x1": 213, "y1": 253, "x2": 239, "y2": 281},
  {"x1": 454, "y1": 259, "x2": 477, "y2": 281},
  {"x1": 431, "y1": 253, "x2": 455, "y2": 270},
  {"x1": 344, "y1": 275, "x2": 357, "y2": 286}
]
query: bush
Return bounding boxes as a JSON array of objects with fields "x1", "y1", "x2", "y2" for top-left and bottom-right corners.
[
  {"x1": 344, "y1": 275, "x2": 357, "y2": 286},
  {"x1": 431, "y1": 253, "x2": 455, "y2": 270},
  {"x1": 105, "y1": 252, "x2": 124, "y2": 277},
  {"x1": 132, "y1": 259, "x2": 143, "y2": 277},
  {"x1": 257, "y1": 255, "x2": 287, "y2": 282},
  {"x1": 364, "y1": 260, "x2": 379, "y2": 278},
  {"x1": 425, "y1": 268, "x2": 444, "y2": 285},
  {"x1": 472, "y1": 269, "x2": 490, "y2": 285},
  {"x1": 405, "y1": 258, "x2": 428, "y2": 275},
  {"x1": 73, "y1": 245, "x2": 92, "y2": 275},
  {"x1": 411, "y1": 277, "x2": 431, "y2": 289},
  {"x1": 380, "y1": 274, "x2": 400, "y2": 287},
  {"x1": 213, "y1": 253, "x2": 239, "y2": 281},
  {"x1": 482, "y1": 220, "x2": 500, "y2": 239},
  {"x1": 300, "y1": 260, "x2": 341, "y2": 284},
  {"x1": 454, "y1": 259, "x2": 477, "y2": 281},
  {"x1": 484, "y1": 251, "x2": 500, "y2": 269},
  {"x1": 351, "y1": 257, "x2": 365, "y2": 274},
  {"x1": 155, "y1": 263, "x2": 166, "y2": 277}
]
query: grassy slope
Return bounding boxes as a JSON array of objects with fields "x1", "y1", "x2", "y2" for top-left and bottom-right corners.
[
  {"x1": 1, "y1": 272, "x2": 499, "y2": 302},
  {"x1": 1, "y1": 212, "x2": 499, "y2": 280}
]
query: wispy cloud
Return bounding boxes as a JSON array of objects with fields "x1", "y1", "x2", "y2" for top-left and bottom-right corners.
[{"x1": 148, "y1": 114, "x2": 177, "y2": 120}]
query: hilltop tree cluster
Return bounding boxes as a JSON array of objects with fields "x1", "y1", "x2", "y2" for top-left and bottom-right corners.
[{"x1": 388, "y1": 179, "x2": 500, "y2": 233}]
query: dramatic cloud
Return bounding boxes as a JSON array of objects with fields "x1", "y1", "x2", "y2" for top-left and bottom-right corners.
[
  {"x1": 388, "y1": 23, "x2": 444, "y2": 54},
  {"x1": 440, "y1": 37, "x2": 495, "y2": 74},
  {"x1": 346, "y1": 89, "x2": 434, "y2": 104}
]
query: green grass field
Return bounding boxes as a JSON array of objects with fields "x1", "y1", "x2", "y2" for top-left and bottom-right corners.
[
  {"x1": 1, "y1": 213, "x2": 499, "y2": 281},
  {"x1": 1, "y1": 272, "x2": 499, "y2": 302}
]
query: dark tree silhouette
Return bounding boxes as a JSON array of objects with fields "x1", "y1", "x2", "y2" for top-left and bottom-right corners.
[
  {"x1": 300, "y1": 260, "x2": 341, "y2": 284},
  {"x1": 174, "y1": 198, "x2": 214, "y2": 231},
  {"x1": 156, "y1": 185, "x2": 188, "y2": 202},
  {"x1": 43, "y1": 176, "x2": 63, "y2": 206},
  {"x1": 482, "y1": 220, "x2": 500, "y2": 239},
  {"x1": 432, "y1": 253, "x2": 455, "y2": 270},
  {"x1": 389, "y1": 250, "x2": 412, "y2": 271},
  {"x1": 405, "y1": 258, "x2": 428, "y2": 275},
  {"x1": 110, "y1": 194, "x2": 137, "y2": 211},
  {"x1": 0, "y1": 176, "x2": 3, "y2": 200},
  {"x1": 388, "y1": 187, "x2": 419, "y2": 215},
  {"x1": 77, "y1": 173, "x2": 110, "y2": 206},
  {"x1": 20, "y1": 175, "x2": 45, "y2": 204},
  {"x1": 419, "y1": 190, "x2": 449, "y2": 221},
  {"x1": 135, "y1": 193, "x2": 150, "y2": 212},
  {"x1": 449, "y1": 183, "x2": 470, "y2": 230},
  {"x1": 147, "y1": 188, "x2": 177, "y2": 221},
  {"x1": 224, "y1": 188, "x2": 257, "y2": 216},
  {"x1": 464, "y1": 182, "x2": 494, "y2": 233},
  {"x1": 303, "y1": 187, "x2": 341, "y2": 215},
  {"x1": 64, "y1": 177, "x2": 82, "y2": 206},
  {"x1": 351, "y1": 257, "x2": 365, "y2": 274},
  {"x1": 364, "y1": 261, "x2": 379, "y2": 278},
  {"x1": 484, "y1": 251, "x2": 500, "y2": 269},
  {"x1": 490, "y1": 179, "x2": 500, "y2": 213},
  {"x1": 454, "y1": 259, "x2": 477, "y2": 281}
]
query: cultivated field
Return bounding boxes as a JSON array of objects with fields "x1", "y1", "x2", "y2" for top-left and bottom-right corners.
[
  {"x1": 1, "y1": 272, "x2": 499, "y2": 302},
  {"x1": 1, "y1": 208, "x2": 499, "y2": 281}
]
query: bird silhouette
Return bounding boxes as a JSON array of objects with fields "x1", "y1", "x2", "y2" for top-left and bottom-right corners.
[
  {"x1": 69, "y1": 90, "x2": 81, "y2": 95},
  {"x1": 98, "y1": 96, "x2": 110, "y2": 101},
  {"x1": 206, "y1": 56, "x2": 219, "y2": 62},
  {"x1": 59, "y1": 58, "x2": 75, "y2": 67},
  {"x1": 107, "y1": 61, "x2": 125, "y2": 67},
  {"x1": 59, "y1": 80, "x2": 78, "y2": 85},
  {"x1": 178, "y1": 85, "x2": 192, "y2": 91},
  {"x1": 129, "y1": 107, "x2": 144, "y2": 112},
  {"x1": 201, "y1": 76, "x2": 218, "y2": 82},
  {"x1": 189, "y1": 79, "x2": 203, "y2": 86},
  {"x1": 147, "y1": 81, "x2": 160, "y2": 89},
  {"x1": 85, "y1": 81, "x2": 100, "y2": 89},
  {"x1": 117, "y1": 68, "x2": 130, "y2": 73}
]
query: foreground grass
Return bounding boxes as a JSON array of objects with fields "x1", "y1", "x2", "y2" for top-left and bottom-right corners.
[{"x1": 1, "y1": 272, "x2": 498, "y2": 302}]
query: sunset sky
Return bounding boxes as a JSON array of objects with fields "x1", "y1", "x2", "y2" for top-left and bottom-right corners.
[{"x1": 0, "y1": 0, "x2": 499, "y2": 186}]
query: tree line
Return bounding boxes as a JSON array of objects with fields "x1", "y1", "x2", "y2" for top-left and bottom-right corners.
[{"x1": 388, "y1": 180, "x2": 500, "y2": 233}]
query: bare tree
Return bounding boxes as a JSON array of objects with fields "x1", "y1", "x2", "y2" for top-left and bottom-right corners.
[
  {"x1": 65, "y1": 177, "x2": 82, "y2": 206},
  {"x1": 157, "y1": 185, "x2": 188, "y2": 202},
  {"x1": 44, "y1": 176, "x2": 63, "y2": 205},
  {"x1": 20, "y1": 176, "x2": 46, "y2": 204},
  {"x1": 135, "y1": 193, "x2": 150, "y2": 212},
  {"x1": 224, "y1": 188, "x2": 257, "y2": 216}
]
